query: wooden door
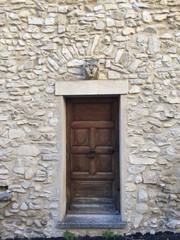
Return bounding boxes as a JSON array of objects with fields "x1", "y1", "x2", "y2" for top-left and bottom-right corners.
[{"x1": 66, "y1": 97, "x2": 119, "y2": 214}]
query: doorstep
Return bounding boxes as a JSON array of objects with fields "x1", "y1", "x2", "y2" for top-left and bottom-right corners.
[{"x1": 57, "y1": 214, "x2": 126, "y2": 229}]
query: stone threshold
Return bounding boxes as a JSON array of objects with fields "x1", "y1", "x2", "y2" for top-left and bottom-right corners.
[{"x1": 57, "y1": 214, "x2": 126, "y2": 229}]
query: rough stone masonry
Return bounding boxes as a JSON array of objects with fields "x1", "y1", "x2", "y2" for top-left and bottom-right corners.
[{"x1": 0, "y1": 0, "x2": 180, "y2": 239}]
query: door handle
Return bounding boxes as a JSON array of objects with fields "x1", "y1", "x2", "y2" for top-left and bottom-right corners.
[{"x1": 87, "y1": 150, "x2": 96, "y2": 158}]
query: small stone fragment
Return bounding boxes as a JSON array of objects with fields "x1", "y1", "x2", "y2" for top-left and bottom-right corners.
[
  {"x1": 108, "y1": 71, "x2": 121, "y2": 79},
  {"x1": 138, "y1": 188, "x2": 148, "y2": 203},
  {"x1": 147, "y1": 36, "x2": 161, "y2": 55},
  {"x1": 143, "y1": 171, "x2": 158, "y2": 184},
  {"x1": 58, "y1": 25, "x2": 66, "y2": 33},
  {"x1": 122, "y1": 27, "x2": 135, "y2": 36},
  {"x1": 136, "y1": 203, "x2": 149, "y2": 214},
  {"x1": 133, "y1": 214, "x2": 143, "y2": 228},
  {"x1": 20, "y1": 202, "x2": 28, "y2": 211},
  {"x1": 28, "y1": 16, "x2": 44, "y2": 25},
  {"x1": 17, "y1": 145, "x2": 40, "y2": 157},
  {"x1": 142, "y1": 11, "x2": 152, "y2": 23}
]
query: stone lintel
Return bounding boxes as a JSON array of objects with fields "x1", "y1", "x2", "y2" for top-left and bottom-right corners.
[{"x1": 55, "y1": 80, "x2": 128, "y2": 96}]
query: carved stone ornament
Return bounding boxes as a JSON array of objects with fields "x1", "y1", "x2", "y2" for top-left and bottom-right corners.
[{"x1": 83, "y1": 59, "x2": 99, "y2": 80}]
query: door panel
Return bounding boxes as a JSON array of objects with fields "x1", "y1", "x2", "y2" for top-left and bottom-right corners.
[
  {"x1": 74, "y1": 103, "x2": 112, "y2": 121},
  {"x1": 72, "y1": 181, "x2": 113, "y2": 198},
  {"x1": 66, "y1": 97, "x2": 119, "y2": 214}
]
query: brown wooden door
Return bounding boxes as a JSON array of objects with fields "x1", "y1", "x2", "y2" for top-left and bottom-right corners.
[{"x1": 66, "y1": 97, "x2": 119, "y2": 214}]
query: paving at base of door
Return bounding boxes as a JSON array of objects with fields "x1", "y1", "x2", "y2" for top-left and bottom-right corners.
[{"x1": 58, "y1": 214, "x2": 126, "y2": 229}]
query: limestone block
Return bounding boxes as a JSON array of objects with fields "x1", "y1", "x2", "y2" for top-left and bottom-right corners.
[
  {"x1": 48, "y1": 57, "x2": 59, "y2": 70},
  {"x1": 106, "y1": 18, "x2": 115, "y2": 27},
  {"x1": 143, "y1": 171, "x2": 158, "y2": 184},
  {"x1": 94, "y1": 5, "x2": 103, "y2": 11},
  {"x1": 22, "y1": 181, "x2": 31, "y2": 189},
  {"x1": 67, "y1": 59, "x2": 84, "y2": 67},
  {"x1": 0, "y1": 115, "x2": 8, "y2": 121},
  {"x1": 19, "y1": 10, "x2": 31, "y2": 18},
  {"x1": 166, "y1": 96, "x2": 180, "y2": 104},
  {"x1": 129, "y1": 59, "x2": 142, "y2": 73},
  {"x1": 129, "y1": 155, "x2": 156, "y2": 165},
  {"x1": 13, "y1": 167, "x2": 25, "y2": 175},
  {"x1": 136, "y1": 203, "x2": 148, "y2": 214},
  {"x1": 0, "y1": 169, "x2": 8, "y2": 175},
  {"x1": 167, "y1": 220, "x2": 180, "y2": 229},
  {"x1": 58, "y1": 6, "x2": 68, "y2": 13},
  {"x1": 9, "y1": 129, "x2": 25, "y2": 139},
  {"x1": 34, "y1": 219, "x2": 42, "y2": 228},
  {"x1": 28, "y1": 16, "x2": 44, "y2": 25},
  {"x1": 128, "y1": 166, "x2": 146, "y2": 174},
  {"x1": 129, "y1": 86, "x2": 141, "y2": 94},
  {"x1": 108, "y1": 71, "x2": 121, "y2": 79},
  {"x1": 62, "y1": 46, "x2": 73, "y2": 61},
  {"x1": 151, "y1": 208, "x2": 160, "y2": 214},
  {"x1": 125, "y1": 183, "x2": 136, "y2": 191},
  {"x1": 45, "y1": 18, "x2": 55, "y2": 25},
  {"x1": 163, "y1": 184, "x2": 180, "y2": 194},
  {"x1": 148, "y1": 118, "x2": 162, "y2": 128},
  {"x1": 35, "y1": 170, "x2": 47, "y2": 181},
  {"x1": 0, "y1": 0, "x2": 8, "y2": 3},
  {"x1": 11, "y1": 0, "x2": 26, "y2": 2},
  {"x1": 160, "y1": 0, "x2": 167, "y2": 5},
  {"x1": 154, "y1": 14, "x2": 167, "y2": 21},
  {"x1": 111, "y1": 10, "x2": 124, "y2": 20},
  {"x1": 135, "y1": 176, "x2": 142, "y2": 184},
  {"x1": 142, "y1": 11, "x2": 152, "y2": 23},
  {"x1": 25, "y1": 169, "x2": 34, "y2": 180},
  {"x1": 115, "y1": 49, "x2": 124, "y2": 63},
  {"x1": 133, "y1": 214, "x2": 143, "y2": 228},
  {"x1": 122, "y1": 27, "x2": 135, "y2": 36},
  {"x1": 46, "y1": 86, "x2": 54, "y2": 94},
  {"x1": 138, "y1": 188, "x2": 148, "y2": 203},
  {"x1": 42, "y1": 26, "x2": 56, "y2": 33},
  {"x1": 147, "y1": 36, "x2": 161, "y2": 55},
  {"x1": 17, "y1": 145, "x2": 40, "y2": 157},
  {"x1": 58, "y1": 25, "x2": 66, "y2": 33},
  {"x1": 12, "y1": 202, "x2": 19, "y2": 209},
  {"x1": 9, "y1": 13, "x2": 19, "y2": 20},
  {"x1": 150, "y1": 218, "x2": 158, "y2": 228},
  {"x1": 26, "y1": 219, "x2": 33, "y2": 226},
  {"x1": 20, "y1": 202, "x2": 28, "y2": 211},
  {"x1": 106, "y1": 4, "x2": 118, "y2": 10},
  {"x1": 95, "y1": 21, "x2": 105, "y2": 30}
]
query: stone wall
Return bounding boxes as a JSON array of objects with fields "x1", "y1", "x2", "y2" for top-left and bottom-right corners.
[{"x1": 0, "y1": 0, "x2": 180, "y2": 239}]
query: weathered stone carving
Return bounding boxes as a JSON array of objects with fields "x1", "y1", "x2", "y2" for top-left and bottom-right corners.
[{"x1": 83, "y1": 59, "x2": 99, "y2": 80}]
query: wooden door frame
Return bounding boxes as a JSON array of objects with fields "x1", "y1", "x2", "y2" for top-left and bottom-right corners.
[{"x1": 56, "y1": 94, "x2": 128, "y2": 222}]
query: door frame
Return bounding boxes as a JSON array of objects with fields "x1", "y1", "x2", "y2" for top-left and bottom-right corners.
[{"x1": 55, "y1": 80, "x2": 128, "y2": 222}]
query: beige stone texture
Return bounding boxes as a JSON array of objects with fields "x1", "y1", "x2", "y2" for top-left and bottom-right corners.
[{"x1": 0, "y1": 0, "x2": 179, "y2": 238}]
